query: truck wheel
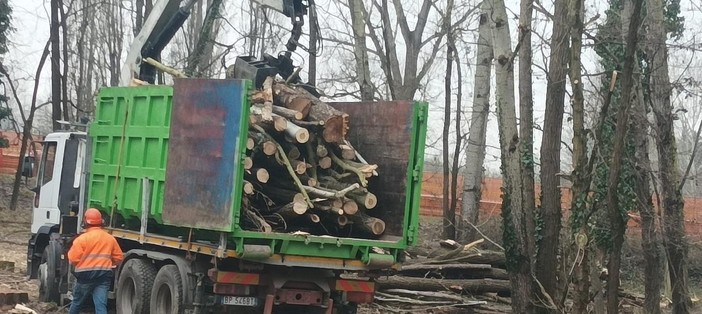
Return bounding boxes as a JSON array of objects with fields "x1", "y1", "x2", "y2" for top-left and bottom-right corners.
[
  {"x1": 116, "y1": 259, "x2": 156, "y2": 314},
  {"x1": 38, "y1": 244, "x2": 60, "y2": 303},
  {"x1": 334, "y1": 303, "x2": 358, "y2": 314},
  {"x1": 150, "y1": 265, "x2": 184, "y2": 314}
]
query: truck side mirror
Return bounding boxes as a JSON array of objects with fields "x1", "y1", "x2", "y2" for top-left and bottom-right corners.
[{"x1": 21, "y1": 156, "x2": 35, "y2": 178}]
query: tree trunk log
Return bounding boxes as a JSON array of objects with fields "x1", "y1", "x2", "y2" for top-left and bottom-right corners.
[
  {"x1": 275, "y1": 201, "x2": 308, "y2": 219},
  {"x1": 349, "y1": 212, "x2": 385, "y2": 235},
  {"x1": 318, "y1": 157, "x2": 332, "y2": 169},
  {"x1": 376, "y1": 276, "x2": 510, "y2": 293},
  {"x1": 342, "y1": 200, "x2": 359, "y2": 215},
  {"x1": 272, "y1": 81, "x2": 312, "y2": 117}
]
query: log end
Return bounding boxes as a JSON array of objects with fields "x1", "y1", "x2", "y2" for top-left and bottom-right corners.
[
  {"x1": 263, "y1": 141, "x2": 277, "y2": 156},
  {"x1": 365, "y1": 193, "x2": 378, "y2": 209},
  {"x1": 256, "y1": 168, "x2": 270, "y2": 183},
  {"x1": 293, "y1": 201, "x2": 308, "y2": 215},
  {"x1": 243, "y1": 181, "x2": 254, "y2": 195},
  {"x1": 343, "y1": 200, "x2": 359, "y2": 215},
  {"x1": 308, "y1": 214, "x2": 321, "y2": 223},
  {"x1": 246, "y1": 137, "x2": 255, "y2": 150},
  {"x1": 295, "y1": 129, "x2": 310, "y2": 144},
  {"x1": 369, "y1": 218, "x2": 385, "y2": 235},
  {"x1": 337, "y1": 215, "x2": 349, "y2": 226},
  {"x1": 319, "y1": 157, "x2": 332, "y2": 169},
  {"x1": 244, "y1": 157, "x2": 253, "y2": 170}
]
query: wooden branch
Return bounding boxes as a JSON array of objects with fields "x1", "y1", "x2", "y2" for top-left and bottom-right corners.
[
  {"x1": 381, "y1": 289, "x2": 465, "y2": 302},
  {"x1": 298, "y1": 174, "x2": 318, "y2": 187},
  {"x1": 287, "y1": 146, "x2": 301, "y2": 160},
  {"x1": 375, "y1": 276, "x2": 510, "y2": 293},
  {"x1": 271, "y1": 104, "x2": 304, "y2": 120},
  {"x1": 316, "y1": 204, "x2": 344, "y2": 216},
  {"x1": 144, "y1": 57, "x2": 187, "y2": 78},
  {"x1": 349, "y1": 212, "x2": 385, "y2": 235},
  {"x1": 399, "y1": 263, "x2": 493, "y2": 272},
  {"x1": 282, "y1": 119, "x2": 310, "y2": 143},
  {"x1": 305, "y1": 140, "x2": 318, "y2": 180},
  {"x1": 291, "y1": 160, "x2": 309, "y2": 174},
  {"x1": 330, "y1": 150, "x2": 368, "y2": 187},
  {"x1": 272, "y1": 82, "x2": 312, "y2": 117},
  {"x1": 345, "y1": 139, "x2": 379, "y2": 176},
  {"x1": 348, "y1": 191, "x2": 377, "y2": 209}
]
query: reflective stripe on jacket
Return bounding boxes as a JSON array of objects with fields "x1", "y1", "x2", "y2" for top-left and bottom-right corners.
[{"x1": 67, "y1": 227, "x2": 124, "y2": 283}]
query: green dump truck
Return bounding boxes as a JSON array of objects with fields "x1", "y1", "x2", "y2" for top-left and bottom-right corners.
[{"x1": 26, "y1": 78, "x2": 427, "y2": 313}]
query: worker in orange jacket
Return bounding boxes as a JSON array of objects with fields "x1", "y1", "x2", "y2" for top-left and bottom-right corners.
[{"x1": 67, "y1": 208, "x2": 123, "y2": 314}]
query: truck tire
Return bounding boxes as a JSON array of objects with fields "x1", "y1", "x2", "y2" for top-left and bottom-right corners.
[
  {"x1": 334, "y1": 303, "x2": 358, "y2": 314},
  {"x1": 38, "y1": 243, "x2": 60, "y2": 303},
  {"x1": 150, "y1": 265, "x2": 184, "y2": 314},
  {"x1": 116, "y1": 259, "x2": 156, "y2": 314}
]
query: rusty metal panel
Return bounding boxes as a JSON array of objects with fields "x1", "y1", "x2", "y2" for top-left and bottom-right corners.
[
  {"x1": 162, "y1": 79, "x2": 250, "y2": 231},
  {"x1": 329, "y1": 101, "x2": 415, "y2": 238}
]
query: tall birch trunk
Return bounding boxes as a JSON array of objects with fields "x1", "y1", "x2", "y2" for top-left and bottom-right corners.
[
  {"x1": 645, "y1": 0, "x2": 692, "y2": 311},
  {"x1": 459, "y1": 0, "x2": 492, "y2": 242},
  {"x1": 490, "y1": 0, "x2": 534, "y2": 312}
]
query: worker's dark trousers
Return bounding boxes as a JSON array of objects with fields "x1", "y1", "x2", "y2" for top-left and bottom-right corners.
[{"x1": 69, "y1": 277, "x2": 111, "y2": 314}]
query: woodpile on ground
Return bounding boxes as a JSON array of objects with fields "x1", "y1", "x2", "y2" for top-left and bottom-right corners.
[
  {"x1": 372, "y1": 239, "x2": 509, "y2": 311},
  {"x1": 239, "y1": 77, "x2": 385, "y2": 238}
]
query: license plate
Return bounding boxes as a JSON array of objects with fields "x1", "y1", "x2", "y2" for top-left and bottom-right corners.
[{"x1": 221, "y1": 296, "x2": 258, "y2": 307}]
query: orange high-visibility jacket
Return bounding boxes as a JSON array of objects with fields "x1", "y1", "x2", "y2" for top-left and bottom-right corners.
[{"x1": 67, "y1": 227, "x2": 124, "y2": 282}]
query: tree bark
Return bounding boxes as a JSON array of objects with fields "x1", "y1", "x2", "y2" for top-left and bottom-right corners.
[
  {"x1": 442, "y1": 28, "x2": 455, "y2": 240},
  {"x1": 645, "y1": 0, "x2": 692, "y2": 311},
  {"x1": 51, "y1": 0, "x2": 62, "y2": 131},
  {"x1": 605, "y1": 1, "x2": 643, "y2": 312},
  {"x1": 376, "y1": 276, "x2": 510, "y2": 294},
  {"x1": 517, "y1": 0, "x2": 536, "y2": 284},
  {"x1": 459, "y1": 1, "x2": 492, "y2": 243},
  {"x1": 567, "y1": 0, "x2": 591, "y2": 312},
  {"x1": 348, "y1": 0, "x2": 373, "y2": 100},
  {"x1": 631, "y1": 71, "x2": 663, "y2": 314},
  {"x1": 489, "y1": 0, "x2": 534, "y2": 312},
  {"x1": 536, "y1": 0, "x2": 570, "y2": 306},
  {"x1": 186, "y1": 0, "x2": 223, "y2": 77}
]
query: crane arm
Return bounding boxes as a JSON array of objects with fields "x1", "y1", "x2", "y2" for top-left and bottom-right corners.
[{"x1": 120, "y1": 0, "x2": 308, "y2": 87}]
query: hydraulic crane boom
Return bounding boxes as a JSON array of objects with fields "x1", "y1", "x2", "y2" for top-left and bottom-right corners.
[{"x1": 120, "y1": 0, "x2": 307, "y2": 86}]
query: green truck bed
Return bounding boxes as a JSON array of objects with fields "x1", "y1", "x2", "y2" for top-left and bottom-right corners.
[{"x1": 87, "y1": 79, "x2": 427, "y2": 267}]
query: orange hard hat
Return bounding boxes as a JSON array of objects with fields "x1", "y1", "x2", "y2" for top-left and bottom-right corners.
[{"x1": 84, "y1": 208, "x2": 103, "y2": 226}]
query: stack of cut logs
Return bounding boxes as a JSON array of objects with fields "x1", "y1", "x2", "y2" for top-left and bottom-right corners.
[
  {"x1": 373, "y1": 239, "x2": 511, "y2": 310},
  {"x1": 240, "y1": 77, "x2": 385, "y2": 238}
]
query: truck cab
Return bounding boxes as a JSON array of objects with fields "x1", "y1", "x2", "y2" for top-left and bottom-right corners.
[{"x1": 26, "y1": 131, "x2": 87, "y2": 302}]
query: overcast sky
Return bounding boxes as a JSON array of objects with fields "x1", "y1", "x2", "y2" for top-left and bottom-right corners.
[{"x1": 4, "y1": 0, "x2": 702, "y2": 173}]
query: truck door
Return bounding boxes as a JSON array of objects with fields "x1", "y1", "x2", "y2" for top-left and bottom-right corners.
[{"x1": 31, "y1": 135, "x2": 85, "y2": 233}]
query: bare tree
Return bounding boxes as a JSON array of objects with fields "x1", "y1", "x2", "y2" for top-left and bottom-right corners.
[
  {"x1": 645, "y1": 0, "x2": 692, "y2": 311},
  {"x1": 50, "y1": 0, "x2": 62, "y2": 130},
  {"x1": 459, "y1": 0, "x2": 492, "y2": 242},
  {"x1": 536, "y1": 0, "x2": 571, "y2": 305},
  {"x1": 489, "y1": 0, "x2": 537, "y2": 312},
  {"x1": 6, "y1": 41, "x2": 51, "y2": 210},
  {"x1": 604, "y1": 0, "x2": 643, "y2": 311},
  {"x1": 348, "y1": 0, "x2": 373, "y2": 100}
]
